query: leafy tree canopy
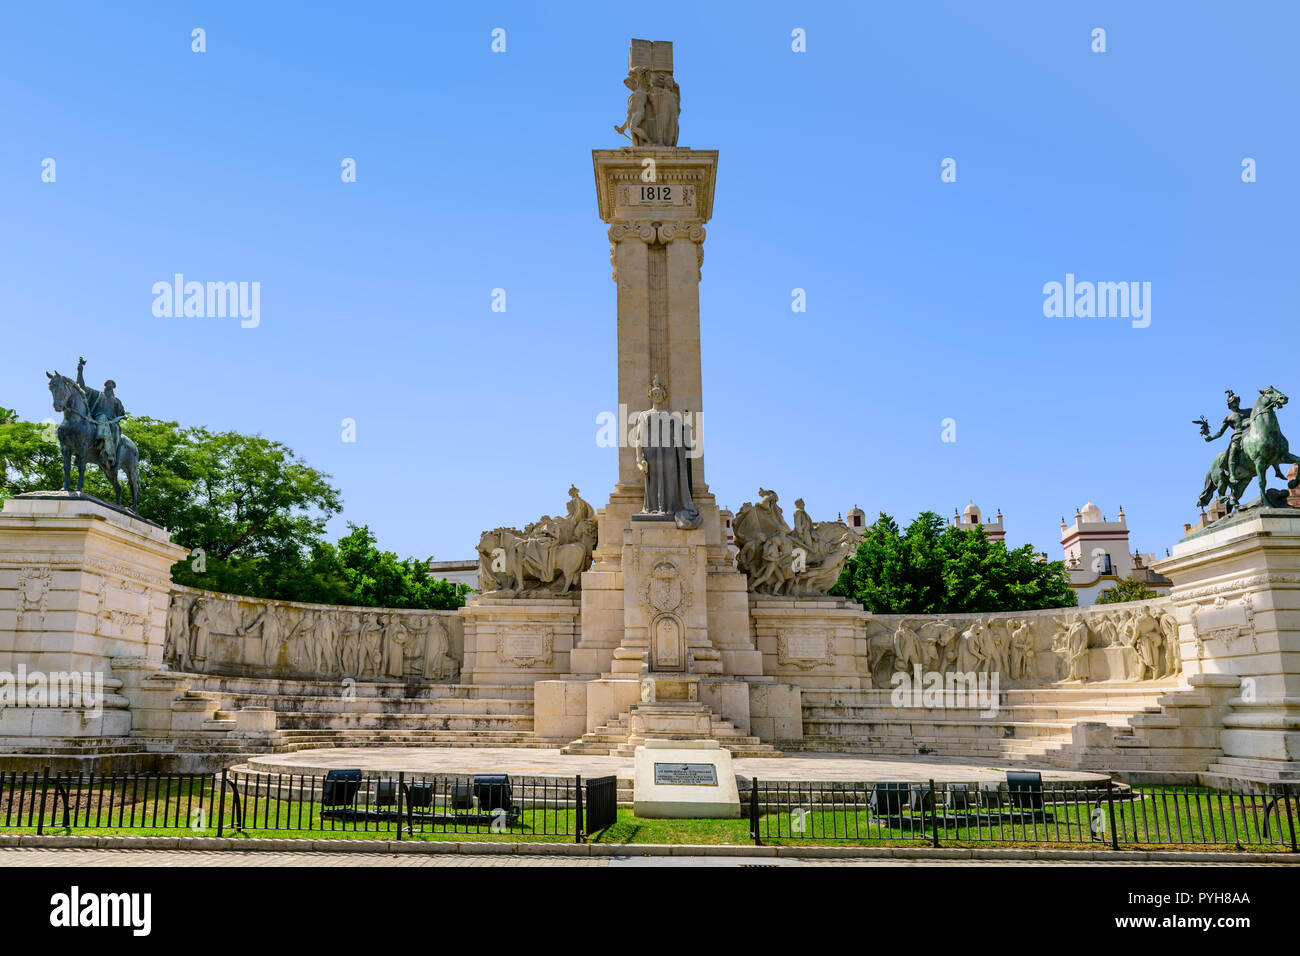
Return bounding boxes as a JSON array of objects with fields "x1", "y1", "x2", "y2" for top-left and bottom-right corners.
[
  {"x1": 1096, "y1": 576, "x2": 1159, "y2": 605},
  {"x1": 0, "y1": 410, "x2": 467, "y2": 610},
  {"x1": 831, "y1": 510, "x2": 1077, "y2": 614}
]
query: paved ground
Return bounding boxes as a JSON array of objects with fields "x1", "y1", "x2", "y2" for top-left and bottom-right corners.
[
  {"x1": 0, "y1": 848, "x2": 1275, "y2": 867},
  {"x1": 243, "y1": 747, "x2": 1107, "y2": 783}
]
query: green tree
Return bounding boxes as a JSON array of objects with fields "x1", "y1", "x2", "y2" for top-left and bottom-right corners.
[
  {"x1": 331, "y1": 523, "x2": 470, "y2": 610},
  {"x1": 0, "y1": 407, "x2": 467, "y2": 609},
  {"x1": 1096, "y1": 576, "x2": 1158, "y2": 604},
  {"x1": 833, "y1": 510, "x2": 1076, "y2": 613}
]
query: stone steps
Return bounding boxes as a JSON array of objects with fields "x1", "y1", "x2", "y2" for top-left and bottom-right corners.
[
  {"x1": 176, "y1": 673, "x2": 536, "y2": 701},
  {"x1": 163, "y1": 673, "x2": 545, "y2": 751},
  {"x1": 795, "y1": 683, "x2": 1188, "y2": 764},
  {"x1": 561, "y1": 712, "x2": 782, "y2": 758},
  {"x1": 207, "y1": 694, "x2": 535, "y2": 716},
  {"x1": 273, "y1": 713, "x2": 534, "y2": 731}
]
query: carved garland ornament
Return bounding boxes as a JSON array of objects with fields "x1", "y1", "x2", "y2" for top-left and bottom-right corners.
[
  {"x1": 1189, "y1": 592, "x2": 1258, "y2": 656},
  {"x1": 15, "y1": 566, "x2": 53, "y2": 628},
  {"x1": 495, "y1": 627, "x2": 555, "y2": 668}
]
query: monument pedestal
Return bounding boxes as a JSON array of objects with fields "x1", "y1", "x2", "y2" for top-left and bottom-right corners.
[
  {"x1": 0, "y1": 493, "x2": 188, "y2": 748},
  {"x1": 460, "y1": 594, "x2": 581, "y2": 685},
  {"x1": 1154, "y1": 506, "x2": 1300, "y2": 782}
]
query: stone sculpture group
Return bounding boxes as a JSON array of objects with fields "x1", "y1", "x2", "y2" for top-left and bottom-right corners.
[
  {"x1": 732, "y1": 489, "x2": 860, "y2": 596},
  {"x1": 613, "y1": 39, "x2": 680, "y2": 147},
  {"x1": 476, "y1": 487, "x2": 598, "y2": 595}
]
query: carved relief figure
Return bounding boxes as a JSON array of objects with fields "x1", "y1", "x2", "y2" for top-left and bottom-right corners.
[
  {"x1": 1009, "y1": 619, "x2": 1035, "y2": 680},
  {"x1": 423, "y1": 617, "x2": 452, "y2": 680},
  {"x1": 892, "y1": 621, "x2": 925, "y2": 676},
  {"x1": 360, "y1": 613, "x2": 384, "y2": 678},
  {"x1": 1159, "y1": 608, "x2": 1181, "y2": 678},
  {"x1": 922, "y1": 620, "x2": 960, "y2": 674},
  {"x1": 1126, "y1": 605, "x2": 1164, "y2": 681},
  {"x1": 1060, "y1": 615, "x2": 1090, "y2": 682},
  {"x1": 164, "y1": 594, "x2": 192, "y2": 669},
  {"x1": 189, "y1": 600, "x2": 215, "y2": 668},
  {"x1": 382, "y1": 614, "x2": 408, "y2": 679}
]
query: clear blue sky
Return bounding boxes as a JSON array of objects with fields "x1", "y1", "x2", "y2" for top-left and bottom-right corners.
[{"x1": 2, "y1": 2, "x2": 1296, "y2": 562}]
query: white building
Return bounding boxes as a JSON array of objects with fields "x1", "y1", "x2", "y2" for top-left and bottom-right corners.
[
  {"x1": 1060, "y1": 501, "x2": 1170, "y2": 605},
  {"x1": 947, "y1": 501, "x2": 1005, "y2": 543},
  {"x1": 428, "y1": 559, "x2": 478, "y2": 591}
]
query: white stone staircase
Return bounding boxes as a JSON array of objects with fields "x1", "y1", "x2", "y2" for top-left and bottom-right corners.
[
  {"x1": 160, "y1": 673, "x2": 550, "y2": 751},
  {"x1": 798, "y1": 682, "x2": 1183, "y2": 763},
  {"x1": 561, "y1": 706, "x2": 781, "y2": 758}
]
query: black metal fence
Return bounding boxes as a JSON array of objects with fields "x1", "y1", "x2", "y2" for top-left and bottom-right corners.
[
  {"x1": 0, "y1": 768, "x2": 619, "y2": 843},
  {"x1": 6, "y1": 767, "x2": 1297, "y2": 852},
  {"x1": 748, "y1": 778, "x2": 1300, "y2": 851}
]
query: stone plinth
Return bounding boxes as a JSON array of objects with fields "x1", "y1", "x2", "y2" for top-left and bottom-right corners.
[
  {"x1": 632, "y1": 738, "x2": 739, "y2": 818},
  {"x1": 459, "y1": 594, "x2": 580, "y2": 685},
  {"x1": 0, "y1": 493, "x2": 188, "y2": 673},
  {"x1": 0, "y1": 493, "x2": 188, "y2": 744},
  {"x1": 751, "y1": 595, "x2": 871, "y2": 689},
  {"x1": 1154, "y1": 507, "x2": 1300, "y2": 782},
  {"x1": 614, "y1": 521, "x2": 713, "y2": 673}
]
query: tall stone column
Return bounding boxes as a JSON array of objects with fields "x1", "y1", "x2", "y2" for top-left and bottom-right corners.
[{"x1": 573, "y1": 148, "x2": 760, "y2": 680}]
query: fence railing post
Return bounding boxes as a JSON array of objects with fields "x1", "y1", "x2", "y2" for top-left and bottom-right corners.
[
  {"x1": 1282, "y1": 784, "x2": 1297, "y2": 853},
  {"x1": 36, "y1": 767, "x2": 49, "y2": 836},
  {"x1": 929, "y1": 779, "x2": 939, "y2": 848},
  {"x1": 393, "y1": 773, "x2": 403, "y2": 841},
  {"x1": 575, "y1": 775, "x2": 584, "y2": 844},
  {"x1": 1105, "y1": 780, "x2": 1119, "y2": 851},
  {"x1": 750, "y1": 779, "x2": 760, "y2": 845},
  {"x1": 216, "y1": 768, "x2": 227, "y2": 837}
]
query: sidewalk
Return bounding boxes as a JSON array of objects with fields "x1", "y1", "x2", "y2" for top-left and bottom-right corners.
[{"x1": 0, "y1": 833, "x2": 1293, "y2": 864}]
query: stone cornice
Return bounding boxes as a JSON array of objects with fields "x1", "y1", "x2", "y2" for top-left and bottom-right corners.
[{"x1": 592, "y1": 147, "x2": 718, "y2": 223}]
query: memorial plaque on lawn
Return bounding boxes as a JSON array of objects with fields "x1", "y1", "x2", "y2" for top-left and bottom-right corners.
[{"x1": 653, "y1": 762, "x2": 719, "y2": 786}]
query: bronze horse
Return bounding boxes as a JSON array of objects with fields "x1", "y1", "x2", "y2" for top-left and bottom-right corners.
[{"x1": 46, "y1": 371, "x2": 140, "y2": 511}]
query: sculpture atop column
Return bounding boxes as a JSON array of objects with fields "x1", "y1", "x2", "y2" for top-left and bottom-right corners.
[
  {"x1": 614, "y1": 39, "x2": 680, "y2": 147},
  {"x1": 634, "y1": 376, "x2": 701, "y2": 529},
  {"x1": 1195, "y1": 385, "x2": 1300, "y2": 514}
]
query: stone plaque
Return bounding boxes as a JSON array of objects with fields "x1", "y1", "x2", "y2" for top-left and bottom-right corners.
[
  {"x1": 653, "y1": 762, "x2": 718, "y2": 786},
  {"x1": 786, "y1": 634, "x2": 826, "y2": 659},
  {"x1": 505, "y1": 632, "x2": 543, "y2": 657},
  {"x1": 776, "y1": 629, "x2": 835, "y2": 668}
]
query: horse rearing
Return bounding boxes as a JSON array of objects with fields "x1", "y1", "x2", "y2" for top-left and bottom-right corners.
[
  {"x1": 45, "y1": 370, "x2": 140, "y2": 511},
  {"x1": 1199, "y1": 386, "x2": 1300, "y2": 513}
]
